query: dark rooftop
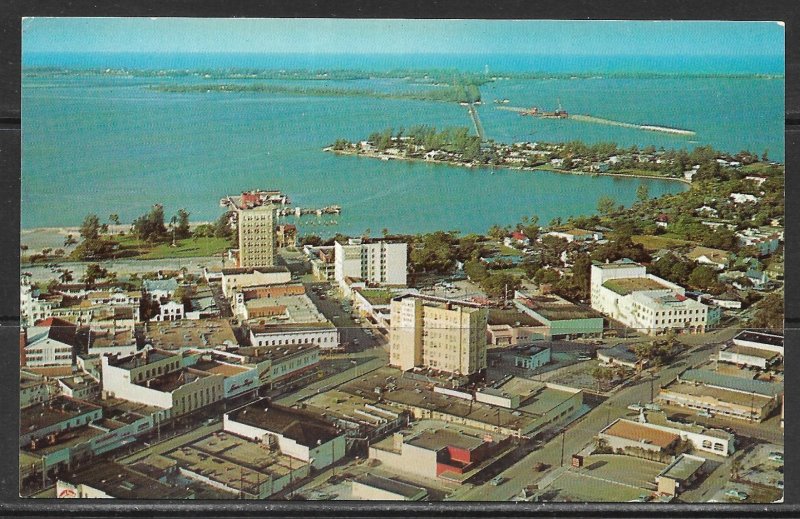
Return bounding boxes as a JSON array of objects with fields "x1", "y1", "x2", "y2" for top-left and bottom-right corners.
[
  {"x1": 222, "y1": 266, "x2": 289, "y2": 275},
  {"x1": 226, "y1": 400, "x2": 341, "y2": 447},
  {"x1": 488, "y1": 309, "x2": 544, "y2": 327},
  {"x1": 733, "y1": 330, "x2": 784, "y2": 348},
  {"x1": 21, "y1": 395, "x2": 101, "y2": 434},
  {"x1": 353, "y1": 474, "x2": 427, "y2": 499},
  {"x1": 60, "y1": 461, "x2": 193, "y2": 499}
]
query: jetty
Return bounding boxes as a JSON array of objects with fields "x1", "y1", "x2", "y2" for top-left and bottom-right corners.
[{"x1": 497, "y1": 104, "x2": 695, "y2": 136}]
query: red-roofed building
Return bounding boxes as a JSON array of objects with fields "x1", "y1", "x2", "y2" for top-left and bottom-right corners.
[{"x1": 504, "y1": 231, "x2": 530, "y2": 247}]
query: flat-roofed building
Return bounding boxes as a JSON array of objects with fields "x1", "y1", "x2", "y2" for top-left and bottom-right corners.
[
  {"x1": 390, "y1": 294, "x2": 488, "y2": 375},
  {"x1": 656, "y1": 453, "x2": 707, "y2": 497},
  {"x1": 718, "y1": 343, "x2": 781, "y2": 370},
  {"x1": 224, "y1": 400, "x2": 346, "y2": 470},
  {"x1": 334, "y1": 238, "x2": 408, "y2": 291},
  {"x1": 56, "y1": 461, "x2": 194, "y2": 499},
  {"x1": 368, "y1": 421, "x2": 512, "y2": 483},
  {"x1": 302, "y1": 389, "x2": 410, "y2": 442},
  {"x1": 591, "y1": 259, "x2": 708, "y2": 335},
  {"x1": 20, "y1": 371, "x2": 58, "y2": 409},
  {"x1": 236, "y1": 203, "x2": 277, "y2": 268},
  {"x1": 304, "y1": 245, "x2": 336, "y2": 281},
  {"x1": 514, "y1": 291, "x2": 604, "y2": 339},
  {"x1": 250, "y1": 322, "x2": 339, "y2": 351},
  {"x1": 656, "y1": 369, "x2": 782, "y2": 422},
  {"x1": 142, "y1": 278, "x2": 179, "y2": 303},
  {"x1": 232, "y1": 284, "x2": 326, "y2": 324},
  {"x1": 487, "y1": 308, "x2": 549, "y2": 346},
  {"x1": 224, "y1": 343, "x2": 320, "y2": 391},
  {"x1": 351, "y1": 474, "x2": 428, "y2": 501},
  {"x1": 56, "y1": 373, "x2": 100, "y2": 401},
  {"x1": 101, "y1": 349, "x2": 224, "y2": 419},
  {"x1": 142, "y1": 319, "x2": 238, "y2": 351},
  {"x1": 642, "y1": 413, "x2": 735, "y2": 457},
  {"x1": 162, "y1": 430, "x2": 309, "y2": 499},
  {"x1": 599, "y1": 416, "x2": 734, "y2": 458},
  {"x1": 342, "y1": 368, "x2": 582, "y2": 438},
  {"x1": 598, "y1": 418, "x2": 681, "y2": 455},
  {"x1": 83, "y1": 327, "x2": 138, "y2": 357},
  {"x1": 20, "y1": 395, "x2": 103, "y2": 447},
  {"x1": 221, "y1": 266, "x2": 292, "y2": 297},
  {"x1": 732, "y1": 330, "x2": 784, "y2": 355}
]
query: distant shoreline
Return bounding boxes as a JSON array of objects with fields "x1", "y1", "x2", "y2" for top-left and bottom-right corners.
[{"x1": 326, "y1": 148, "x2": 693, "y2": 186}]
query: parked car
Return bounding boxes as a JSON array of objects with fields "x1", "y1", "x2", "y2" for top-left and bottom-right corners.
[
  {"x1": 490, "y1": 476, "x2": 505, "y2": 486},
  {"x1": 768, "y1": 452, "x2": 784, "y2": 463},
  {"x1": 725, "y1": 489, "x2": 748, "y2": 501},
  {"x1": 697, "y1": 410, "x2": 712, "y2": 418}
]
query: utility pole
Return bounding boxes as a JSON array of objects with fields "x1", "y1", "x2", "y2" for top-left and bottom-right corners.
[
  {"x1": 650, "y1": 376, "x2": 655, "y2": 402},
  {"x1": 560, "y1": 430, "x2": 566, "y2": 467}
]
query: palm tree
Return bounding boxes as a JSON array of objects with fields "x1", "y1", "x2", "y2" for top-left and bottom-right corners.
[{"x1": 59, "y1": 269, "x2": 73, "y2": 283}]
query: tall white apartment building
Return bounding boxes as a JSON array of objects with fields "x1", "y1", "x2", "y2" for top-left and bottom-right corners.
[
  {"x1": 334, "y1": 239, "x2": 407, "y2": 288},
  {"x1": 237, "y1": 204, "x2": 277, "y2": 268},
  {"x1": 591, "y1": 259, "x2": 708, "y2": 335},
  {"x1": 389, "y1": 294, "x2": 488, "y2": 375}
]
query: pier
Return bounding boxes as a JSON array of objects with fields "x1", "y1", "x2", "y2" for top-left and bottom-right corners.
[{"x1": 278, "y1": 205, "x2": 341, "y2": 218}]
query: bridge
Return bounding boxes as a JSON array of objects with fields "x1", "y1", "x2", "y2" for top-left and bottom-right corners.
[{"x1": 466, "y1": 103, "x2": 487, "y2": 141}]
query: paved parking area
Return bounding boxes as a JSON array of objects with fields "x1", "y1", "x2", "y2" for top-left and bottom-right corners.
[{"x1": 540, "y1": 454, "x2": 664, "y2": 502}]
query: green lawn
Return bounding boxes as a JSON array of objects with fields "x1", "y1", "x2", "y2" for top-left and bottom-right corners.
[
  {"x1": 499, "y1": 245, "x2": 524, "y2": 256},
  {"x1": 109, "y1": 234, "x2": 232, "y2": 260},
  {"x1": 631, "y1": 234, "x2": 695, "y2": 251}
]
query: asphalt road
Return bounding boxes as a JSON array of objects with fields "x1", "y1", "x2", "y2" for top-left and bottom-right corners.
[{"x1": 453, "y1": 326, "x2": 751, "y2": 502}]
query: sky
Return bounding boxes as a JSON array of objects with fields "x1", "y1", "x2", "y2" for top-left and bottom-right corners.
[{"x1": 22, "y1": 18, "x2": 784, "y2": 57}]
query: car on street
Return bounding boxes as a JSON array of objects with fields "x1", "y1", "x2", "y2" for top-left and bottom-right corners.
[
  {"x1": 725, "y1": 489, "x2": 748, "y2": 501},
  {"x1": 490, "y1": 476, "x2": 505, "y2": 486},
  {"x1": 697, "y1": 410, "x2": 712, "y2": 418},
  {"x1": 768, "y1": 452, "x2": 784, "y2": 463}
]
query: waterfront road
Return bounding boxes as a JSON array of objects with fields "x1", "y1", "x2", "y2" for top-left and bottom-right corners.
[{"x1": 21, "y1": 256, "x2": 223, "y2": 283}]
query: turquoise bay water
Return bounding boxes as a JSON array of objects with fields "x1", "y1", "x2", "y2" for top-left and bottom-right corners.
[{"x1": 21, "y1": 58, "x2": 783, "y2": 237}]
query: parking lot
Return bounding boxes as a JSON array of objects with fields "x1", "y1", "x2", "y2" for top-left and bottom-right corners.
[{"x1": 541, "y1": 454, "x2": 664, "y2": 502}]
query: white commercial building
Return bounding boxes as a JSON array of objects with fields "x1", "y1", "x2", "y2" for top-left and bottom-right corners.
[
  {"x1": 100, "y1": 349, "x2": 224, "y2": 420},
  {"x1": 334, "y1": 239, "x2": 407, "y2": 291},
  {"x1": 221, "y1": 267, "x2": 292, "y2": 297},
  {"x1": 224, "y1": 400, "x2": 346, "y2": 470},
  {"x1": 591, "y1": 259, "x2": 708, "y2": 335},
  {"x1": 156, "y1": 300, "x2": 185, "y2": 321},
  {"x1": 249, "y1": 323, "x2": 339, "y2": 351}
]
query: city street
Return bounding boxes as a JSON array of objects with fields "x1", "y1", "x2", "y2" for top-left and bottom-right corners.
[{"x1": 452, "y1": 326, "x2": 753, "y2": 501}]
